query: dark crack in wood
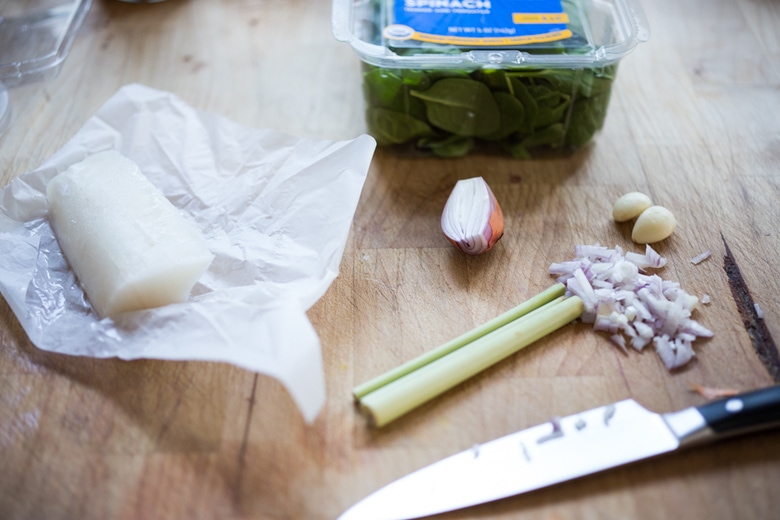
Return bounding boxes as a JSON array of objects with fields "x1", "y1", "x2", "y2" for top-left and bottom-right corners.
[
  {"x1": 722, "y1": 235, "x2": 780, "y2": 382},
  {"x1": 233, "y1": 373, "x2": 259, "y2": 511}
]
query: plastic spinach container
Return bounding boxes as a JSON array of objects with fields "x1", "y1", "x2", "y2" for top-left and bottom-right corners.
[{"x1": 332, "y1": 0, "x2": 649, "y2": 158}]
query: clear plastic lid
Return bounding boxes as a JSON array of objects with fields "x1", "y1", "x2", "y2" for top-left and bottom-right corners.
[
  {"x1": 0, "y1": 0, "x2": 93, "y2": 87},
  {"x1": 0, "y1": 83, "x2": 9, "y2": 137},
  {"x1": 333, "y1": 0, "x2": 649, "y2": 69}
]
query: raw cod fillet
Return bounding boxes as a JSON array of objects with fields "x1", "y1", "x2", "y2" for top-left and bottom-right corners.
[{"x1": 46, "y1": 151, "x2": 214, "y2": 317}]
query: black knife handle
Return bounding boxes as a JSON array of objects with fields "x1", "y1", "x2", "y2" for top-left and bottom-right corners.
[{"x1": 696, "y1": 385, "x2": 780, "y2": 435}]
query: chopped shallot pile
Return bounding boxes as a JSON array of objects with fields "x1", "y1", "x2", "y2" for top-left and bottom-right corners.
[{"x1": 550, "y1": 244, "x2": 713, "y2": 370}]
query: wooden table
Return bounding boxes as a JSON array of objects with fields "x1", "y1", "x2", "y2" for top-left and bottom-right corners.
[{"x1": 1, "y1": 0, "x2": 779, "y2": 518}]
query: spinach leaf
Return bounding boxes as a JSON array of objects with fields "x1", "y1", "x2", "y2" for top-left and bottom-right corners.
[
  {"x1": 525, "y1": 85, "x2": 570, "y2": 129},
  {"x1": 565, "y1": 93, "x2": 611, "y2": 148},
  {"x1": 400, "y1": 69, "x2": 431, "y2": 89},
  {"x1": 417, "y1": 135, "x2": 475, "y2": 158},
  {"x1": 475, "y1": 69, "x2": 512, "y2": 93},
  {"x1": 363, "y1": 67, "x2": 428, "y2": 119},
  {"x1": 512, "y1": 69, "x2": 577, "y2": 96},
  {"x1": 410, "y1": 79, "x2": 501, "y2": 137},
  {"x1": 366, "y1": 108, "x2": 434, "y2": 145},
  {"x1": 504, "y1": 123, "x2": 565, "y2": 158},
  {"x1": 579, "y1": 70, "x2": 615, "y2": 98},
  {"x1": 509, "y1": 78, "x2": 538, "y2": 133},
  {"x1": 426, "y1": 70, "x2": 472, "y2": 82},
  {"x1": 482, "y1": 92, "x2": 525, "y2": 141},
  {"x1": 364, "y1": 68, "x2": 404, "y2": 107},
  {"x1": 522, "y1": 123, "x2": 565, "y2": 148}
]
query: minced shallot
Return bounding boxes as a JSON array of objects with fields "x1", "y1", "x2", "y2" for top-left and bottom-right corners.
[
  {"x1": 690, "y1": 250, "x2": 712, "y2": 265},
  {"x1": 549, "y1": 244, "x2": 713, "y2": 370}
]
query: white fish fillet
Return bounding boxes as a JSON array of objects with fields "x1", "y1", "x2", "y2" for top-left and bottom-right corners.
[{"x1": 46, "y1": 151, "x2": 214, "y2": 317}]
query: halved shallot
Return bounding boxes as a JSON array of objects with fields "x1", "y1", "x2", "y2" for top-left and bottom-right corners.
[{"x1": 441, "y1": 177, "x2": 504, "y2": 255}]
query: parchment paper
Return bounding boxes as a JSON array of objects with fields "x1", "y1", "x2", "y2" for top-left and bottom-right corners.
[{"x1": 0, "y1": 83, "x2": 376, "y2": 423}]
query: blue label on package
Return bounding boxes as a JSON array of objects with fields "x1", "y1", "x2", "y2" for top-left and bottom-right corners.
[{"x1": 384, "y1": 0, "x2": 571, "y2": 46}]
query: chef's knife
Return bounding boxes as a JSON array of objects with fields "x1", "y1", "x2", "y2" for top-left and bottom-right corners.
[{"x1": 339, "y1": 385, "x2": 780, "y2": 520}]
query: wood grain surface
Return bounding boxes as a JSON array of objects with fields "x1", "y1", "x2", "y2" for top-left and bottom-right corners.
[{"x1": 1, "y1": 0, "x2": 779, "y2": 519}]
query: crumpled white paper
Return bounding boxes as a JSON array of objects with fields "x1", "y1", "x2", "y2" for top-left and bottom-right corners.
[{"x1": 0, "y1": 83, "x2": 376, "y2": 423}]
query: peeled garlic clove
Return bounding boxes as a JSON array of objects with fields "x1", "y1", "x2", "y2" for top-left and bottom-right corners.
[
  {"x1": 631, "y1": 205, "x2": 677, "y2": 244},
  {"x1": 613, "y1": 191, "x2": 652, "y2": 222},
  {"x1": 441, "y1": 177, "x2": 504, "y2": 255}
]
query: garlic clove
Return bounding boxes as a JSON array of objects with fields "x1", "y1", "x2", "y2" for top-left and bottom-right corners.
[
  {"x1": 631, "y1": 205, "x2": 677, "y2": 244},
  {"x1": 612, "y1": 191, "x2": 652, "y2": 222},
  {"x1": 441, "y1": 176, "x2": 504, "y2": 255}
]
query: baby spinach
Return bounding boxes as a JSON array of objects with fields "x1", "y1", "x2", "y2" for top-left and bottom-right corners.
[
  {"x1": 508, "y1": 78, "x2": 538, "y2": 133},
  {"x1": 364, "y1": 68, "x2": 403, "y2": 106},
  {"x1": 483, "y1": 92, "x2": 525, "y2": 141},
  {"x1": 474, "y1": 69, "x2": 512, "y2": 92},
  {"x1": 565, "y1": 93, "x2": 611, "y2": 148},
  {"x1": 361, "y1": 63, "x2": 616, "y2": 158},
  {"x1": 410, "y1": 79, "x2": 501, "y2": 138},
  {"x1": 417, "y1": 135, "x2": 475, "y2": 158},
  {"x1": 367, "y1": 108, "x2": 434, "y2": 145}
]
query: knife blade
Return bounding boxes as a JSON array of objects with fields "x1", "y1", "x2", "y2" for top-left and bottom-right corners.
[{"x1": 339, "y1": 385, "x2": 780, "y2": 520}]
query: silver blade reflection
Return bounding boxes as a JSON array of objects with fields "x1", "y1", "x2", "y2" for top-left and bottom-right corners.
[{"x1": 339, "y1": 400, "x2": 680, "y2": 520}]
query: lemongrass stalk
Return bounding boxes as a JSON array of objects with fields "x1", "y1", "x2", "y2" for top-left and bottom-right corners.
[
  {"x1": 353, "y1": 283, "x2": 566, "y2": 400},
  {"x1": 360, "y1": 295, "x2": 584, "y2": 427}
]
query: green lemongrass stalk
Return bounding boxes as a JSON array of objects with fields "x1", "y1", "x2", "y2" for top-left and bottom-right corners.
[
  {"x1": 360, "y1": 295, "x2": 584, "y2": 427},
  {"x1": 353, "y1": 283, "x2": 566, "y2": 400}
]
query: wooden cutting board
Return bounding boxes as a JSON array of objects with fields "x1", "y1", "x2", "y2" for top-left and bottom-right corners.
[{"x1": 1, "y1": 1, "x2": 778, "y2": 519}]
